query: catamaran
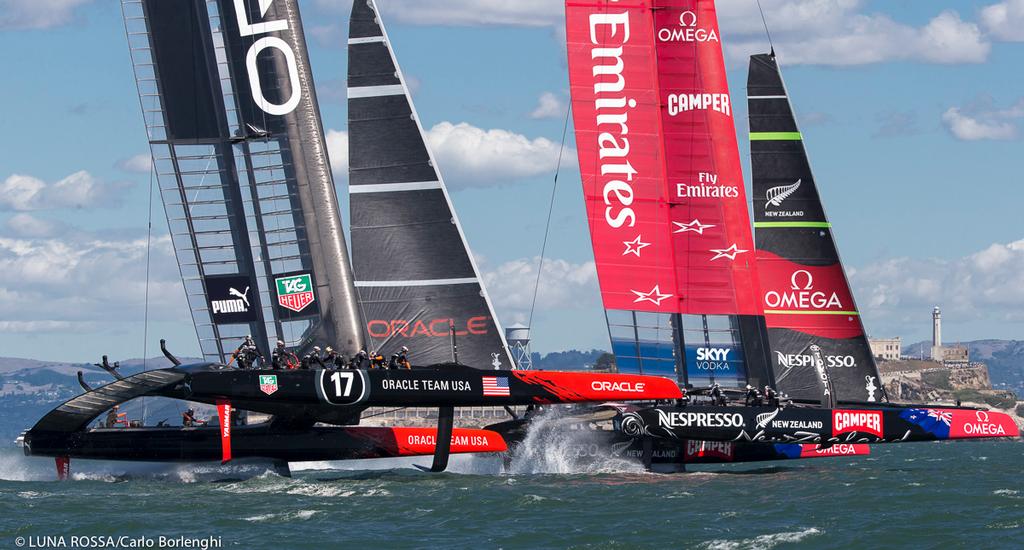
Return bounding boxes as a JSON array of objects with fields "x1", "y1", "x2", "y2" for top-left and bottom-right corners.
[
  {"x1": 488, "y1": 0, "x2": 1017, "y2": 470},
  {"x1": 18, "y1": 0, "x2": 683, "y2": 479}
]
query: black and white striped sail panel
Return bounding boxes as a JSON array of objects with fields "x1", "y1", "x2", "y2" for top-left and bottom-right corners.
[
  {"x1": 747, "y1": 53, "x2": 883, "y2": 403},
  {"x1": 347, "y1": 0, "x2": 512, "y2": 369},
  {"x1": 121, "y1": 0, "x2": 364, "y2": 362}
]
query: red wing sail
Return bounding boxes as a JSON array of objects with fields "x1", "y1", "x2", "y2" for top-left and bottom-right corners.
[
  {"x1": 566, "y1": 0, "x2": 770, "y2": 387},
  {"x1": 566, "y1": 0, "x2": 760, "y2": 316}
]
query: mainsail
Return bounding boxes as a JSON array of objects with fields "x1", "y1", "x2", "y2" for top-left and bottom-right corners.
[
  {"x1": 565, "y1": 0, "x2": 773, "y2": 387},
  {"x1": 347, "y1": 0, "x2": 513, "y2": 369},
  {"x1": 747, "y1": 53, "x2": 884, "y2": 402},
  {"x1": 121, "y1": 0, "x2": 364, "y2": 361}
]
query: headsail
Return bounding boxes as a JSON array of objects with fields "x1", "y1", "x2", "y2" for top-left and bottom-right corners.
[
  {"x1": 121, "y1": 0, "x2": 364, "y2": 361},
  {"x1": 747, "y1": 53, "x2": 884, "y2": 402},
  {"x1": 565, "y1": 0, "x2": 773, "y2": 387},
  {"x1": 347, "y1": 0, "x2": 513, "y2": 369}
]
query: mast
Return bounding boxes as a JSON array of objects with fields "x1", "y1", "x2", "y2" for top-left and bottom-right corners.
[
  {"x1": 565, "y1": 0, "x2": 773, "y2": 388},
  {"x1": 121, "y1": 0, "x2": 364, "y2": 361},
  {"x1": 747, "y1": 53, "x2": 885, "y2": 402},
  {"x1": 346, "y1": 0, "x2": 513, "y2": 369}
]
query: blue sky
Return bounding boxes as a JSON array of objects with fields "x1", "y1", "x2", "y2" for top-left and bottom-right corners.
[{"x1": 1, "y1": 0, "x2": 1023, "y2": 362}]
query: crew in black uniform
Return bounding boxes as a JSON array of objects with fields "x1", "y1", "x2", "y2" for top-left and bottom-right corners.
[
  {"x1": 271, "y1": 340, "x2": 298, "y2": 370},
  {"x1": 389, "y1": 346, "x2": 411, "y2": 369},
  {"x1": 370, "y1": 350, "x2": 386, "y2": 369},
  {"x1": 353, "y1": 348, "x2": 369, "y2": 369},
  {"x1": 764, "y1": 385, "x2": 779, "y2": 407},
  {"x1": 710, "y1": 383, "x2": 726, "y2": 406},
  {"x1": 232, "y1": 336, "x2": 262, "y2": 369},
  {"x1": 745, "y1": 385, "x2": 761, "y2": 406},
  {"x1": 323, "y1": 347, "x2": 346, "y2": 369}
]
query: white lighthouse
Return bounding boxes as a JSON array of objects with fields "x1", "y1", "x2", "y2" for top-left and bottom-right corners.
[{"x1": 930, "y1": 306, "x2": 943, "y2": 361}]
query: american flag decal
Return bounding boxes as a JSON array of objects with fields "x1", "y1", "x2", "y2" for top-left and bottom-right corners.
[{"x1": 482, "y1": 376, "x2": 510, "y2": 397}]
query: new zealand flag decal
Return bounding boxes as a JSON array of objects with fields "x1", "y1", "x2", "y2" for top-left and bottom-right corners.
[{"x1": 899, "y1": 408, "x2": 952, "y2": 439}]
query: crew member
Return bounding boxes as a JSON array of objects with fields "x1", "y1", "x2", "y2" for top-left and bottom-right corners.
[
  {"x1": 710, "y1": 383, "x2": 725, "y2": 406},
  {"x1": 353, "y1": 348, "x2": 369, "y2": 370},
  {"x1": 745, "y1": 385, "x2": 761, "y2": 406},
  {"x1": 323, "y1": 347, "x2": 346, "y2": 369},
  {"x1": 389, "y1": 346, "x2": 412, "y2": 370},
  {"x1": 105, "y1": 405, "x2": 120, "y2": 428},
  {"x1": 370, "y1": 350, "x2": 386, "y2": 369},
  {"x1": 232, "y1": 335, "x2": 262, "y2": 369},
  {"x1": 182, "y1": 408, "x2": 200, "y2": 427},
  {"x1": 309, "y1": 346, "x2": 326, "y2": 369},
  {"x1": 271, "y1": 340, "x2": 292, "y2": 370},
  {"x1": 764, "y1": 385, "x2": 778, "y2": 407}
]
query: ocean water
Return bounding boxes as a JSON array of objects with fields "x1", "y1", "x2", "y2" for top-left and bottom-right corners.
[{"x1": 0, "y1": 440, "x2": 1021, "y2": 549}]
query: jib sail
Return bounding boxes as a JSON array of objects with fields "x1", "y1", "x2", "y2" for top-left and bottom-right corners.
[
  {"x1": 347, "y1": 0, "x2": 513, "y2": 369},
  {"x1": 565, "y1": 0, "x2": 773, "y2": 388},
  {"x1": 120, "y1": 0, "x2": 364, "y2": 361},
  {"x1": 747, "y1": 53, "x2": 885, "y2": 402}
]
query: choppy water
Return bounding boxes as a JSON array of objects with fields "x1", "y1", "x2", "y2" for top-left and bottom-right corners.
[{"x1": 0, "y1": 440, "x2": 1021, "y2": 549}]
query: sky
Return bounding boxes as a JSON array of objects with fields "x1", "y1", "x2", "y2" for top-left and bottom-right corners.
[{"x1": 1, "y1": 0, "x2": 1024, "y2": 362}]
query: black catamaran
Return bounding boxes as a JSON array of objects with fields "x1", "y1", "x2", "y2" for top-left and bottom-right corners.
[
  {"x1": 19, "y1": 0, "x2": 683, "y2": 479},
  {"x1": 489, "y1": 0, "x2": 1017, "y2": 470}
]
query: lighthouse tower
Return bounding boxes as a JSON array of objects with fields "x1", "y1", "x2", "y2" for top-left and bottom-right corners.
[{"x1": 930, "y1": 306, "x2": 943, "y2": 361}]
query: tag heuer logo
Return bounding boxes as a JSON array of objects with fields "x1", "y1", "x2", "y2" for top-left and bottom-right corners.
[
  {"x1": 276, "y1": 273, "x2": 315, "y2": 313},
  {"x1": 259, "y1": 375, "x2": 279, "y2": 396}
]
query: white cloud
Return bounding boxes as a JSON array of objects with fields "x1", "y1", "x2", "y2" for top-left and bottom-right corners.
[
  {"x1": 482, "y1": 256, "x2": 598, "y2": 318},
  {"x1": 529, "y1": 92, "x2": 565, "y2": 120},
  {"x1": 116, "y1": 153, "x2": 152, "y2": 174},
  {"x1": 852, "y1": 239, "x2": 1024, "y2": 333},
  {"x1": 941, "y1": 98, "x2": 1024, "y2": 141},
  {"x1": 980, "y1": 0, "x2": 1024, "y2": 41},
  {"x1": 425, "y1": 122, "x2": 570, "y2": 188},
  {"x1": 0, "y1": 232, "x2": 186, "y2": 326},
  {"x1": 0, "y1": 171, "x2": 130, "y2": 211},
  {"x1": 3, "y1": 213, "x2": 64, "y2": 238},
  {"x1": 723, "y1": 6, "x2": 990, "y2": 66},
  {"x1": 0, "y1": 0, "x2": 91, "y2": 30},
  {"x1": 325, "y1": 122, "x2": 568, "y2": 188},
  {"x1": 325, "y1": 129, "x2": 349, "y2": 179}
]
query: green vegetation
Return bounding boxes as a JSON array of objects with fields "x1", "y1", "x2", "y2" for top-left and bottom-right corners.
[
  {"x1": 921, "y1": 370, "x2": 952, "y2": 390},
  {"x1": 953, "y1": 389, "x2": 1017, "y2": 409}
]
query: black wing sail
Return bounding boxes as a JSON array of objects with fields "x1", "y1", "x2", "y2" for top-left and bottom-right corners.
[
  {"x1": 747, "y1": 53, "x2": 885, "y2": 403},
  {"x1": 121, "y1": 0, "x2": 365, "y2": 361},
  {"x1": 347, "y1": 0, "x2": 512, "y2": 369}
]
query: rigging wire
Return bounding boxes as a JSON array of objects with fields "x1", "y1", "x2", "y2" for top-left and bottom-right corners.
[
  {"x1": 527, "y1": 102, "x2": 573, "y2": 331},
  {"x1": 755, "y1": 0, "x2": 776, "y2": 56},
  {"x1": 141, "y1": 154, "x2": 156, "y2": 424}
]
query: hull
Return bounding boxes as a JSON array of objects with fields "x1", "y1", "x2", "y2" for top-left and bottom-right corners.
[
  {"x1": 626, "y1": 405, "x2": 1019, "y2": 444},
  {"x1": 24, "y1": 425, "x2": 505, "y2": 462},
  {"x1": 487, "y1": 408, "x2": 869, "y2": 472}
]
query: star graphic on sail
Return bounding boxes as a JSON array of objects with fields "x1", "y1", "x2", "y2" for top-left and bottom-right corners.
[
  {"x1": 631, "y1": 285, "x2": 672, "y2": 306},
  {"x1": 673, "y1": 219, "x2": 715, "y2": 235},
  {"x1": 709, "y1": 244, "x2": 749, "y2": 261},
  {"x1": 622, "y1": 235, "x2": 651, "y2": 257}
]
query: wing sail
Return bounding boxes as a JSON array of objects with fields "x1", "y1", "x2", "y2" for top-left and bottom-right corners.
[
  {"x1": 747, "y1": 53, "x2": 885, "y2": 402},
  {"x1": 346, "y1": 0, "x2": 512, "y2": 369}
]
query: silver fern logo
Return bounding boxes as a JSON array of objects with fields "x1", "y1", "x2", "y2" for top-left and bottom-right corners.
[
  {"x1": 755, "y1": 408, "x2": 781, "y2": 429},
  {"x1": 766, "y1": 179, "x2": 801, "y2": 208}
]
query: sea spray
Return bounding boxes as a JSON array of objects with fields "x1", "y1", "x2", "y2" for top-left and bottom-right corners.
[{"x1": 504, "y1": 407, "x2": 645, "y2": 475}]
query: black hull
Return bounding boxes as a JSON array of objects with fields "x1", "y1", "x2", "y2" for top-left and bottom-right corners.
[{"x1": 23, "y1": 424, "x2": 501, "y2": 463}]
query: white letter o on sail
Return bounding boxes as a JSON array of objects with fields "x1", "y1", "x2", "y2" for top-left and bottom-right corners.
[{"x1": 246, "y1": 36, "x2": 302, "y2": 116}]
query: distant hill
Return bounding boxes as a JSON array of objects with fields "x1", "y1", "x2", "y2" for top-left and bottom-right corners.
[
  {"x1": 905, "y1": 340, "x2": 1024, "y2": 394},
  {"x1": 531, "y1": 349, "x2": 608, "y2": 371},
  {"x1": 0, "y1": 355, "x2": 201, "y2": 443}
]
